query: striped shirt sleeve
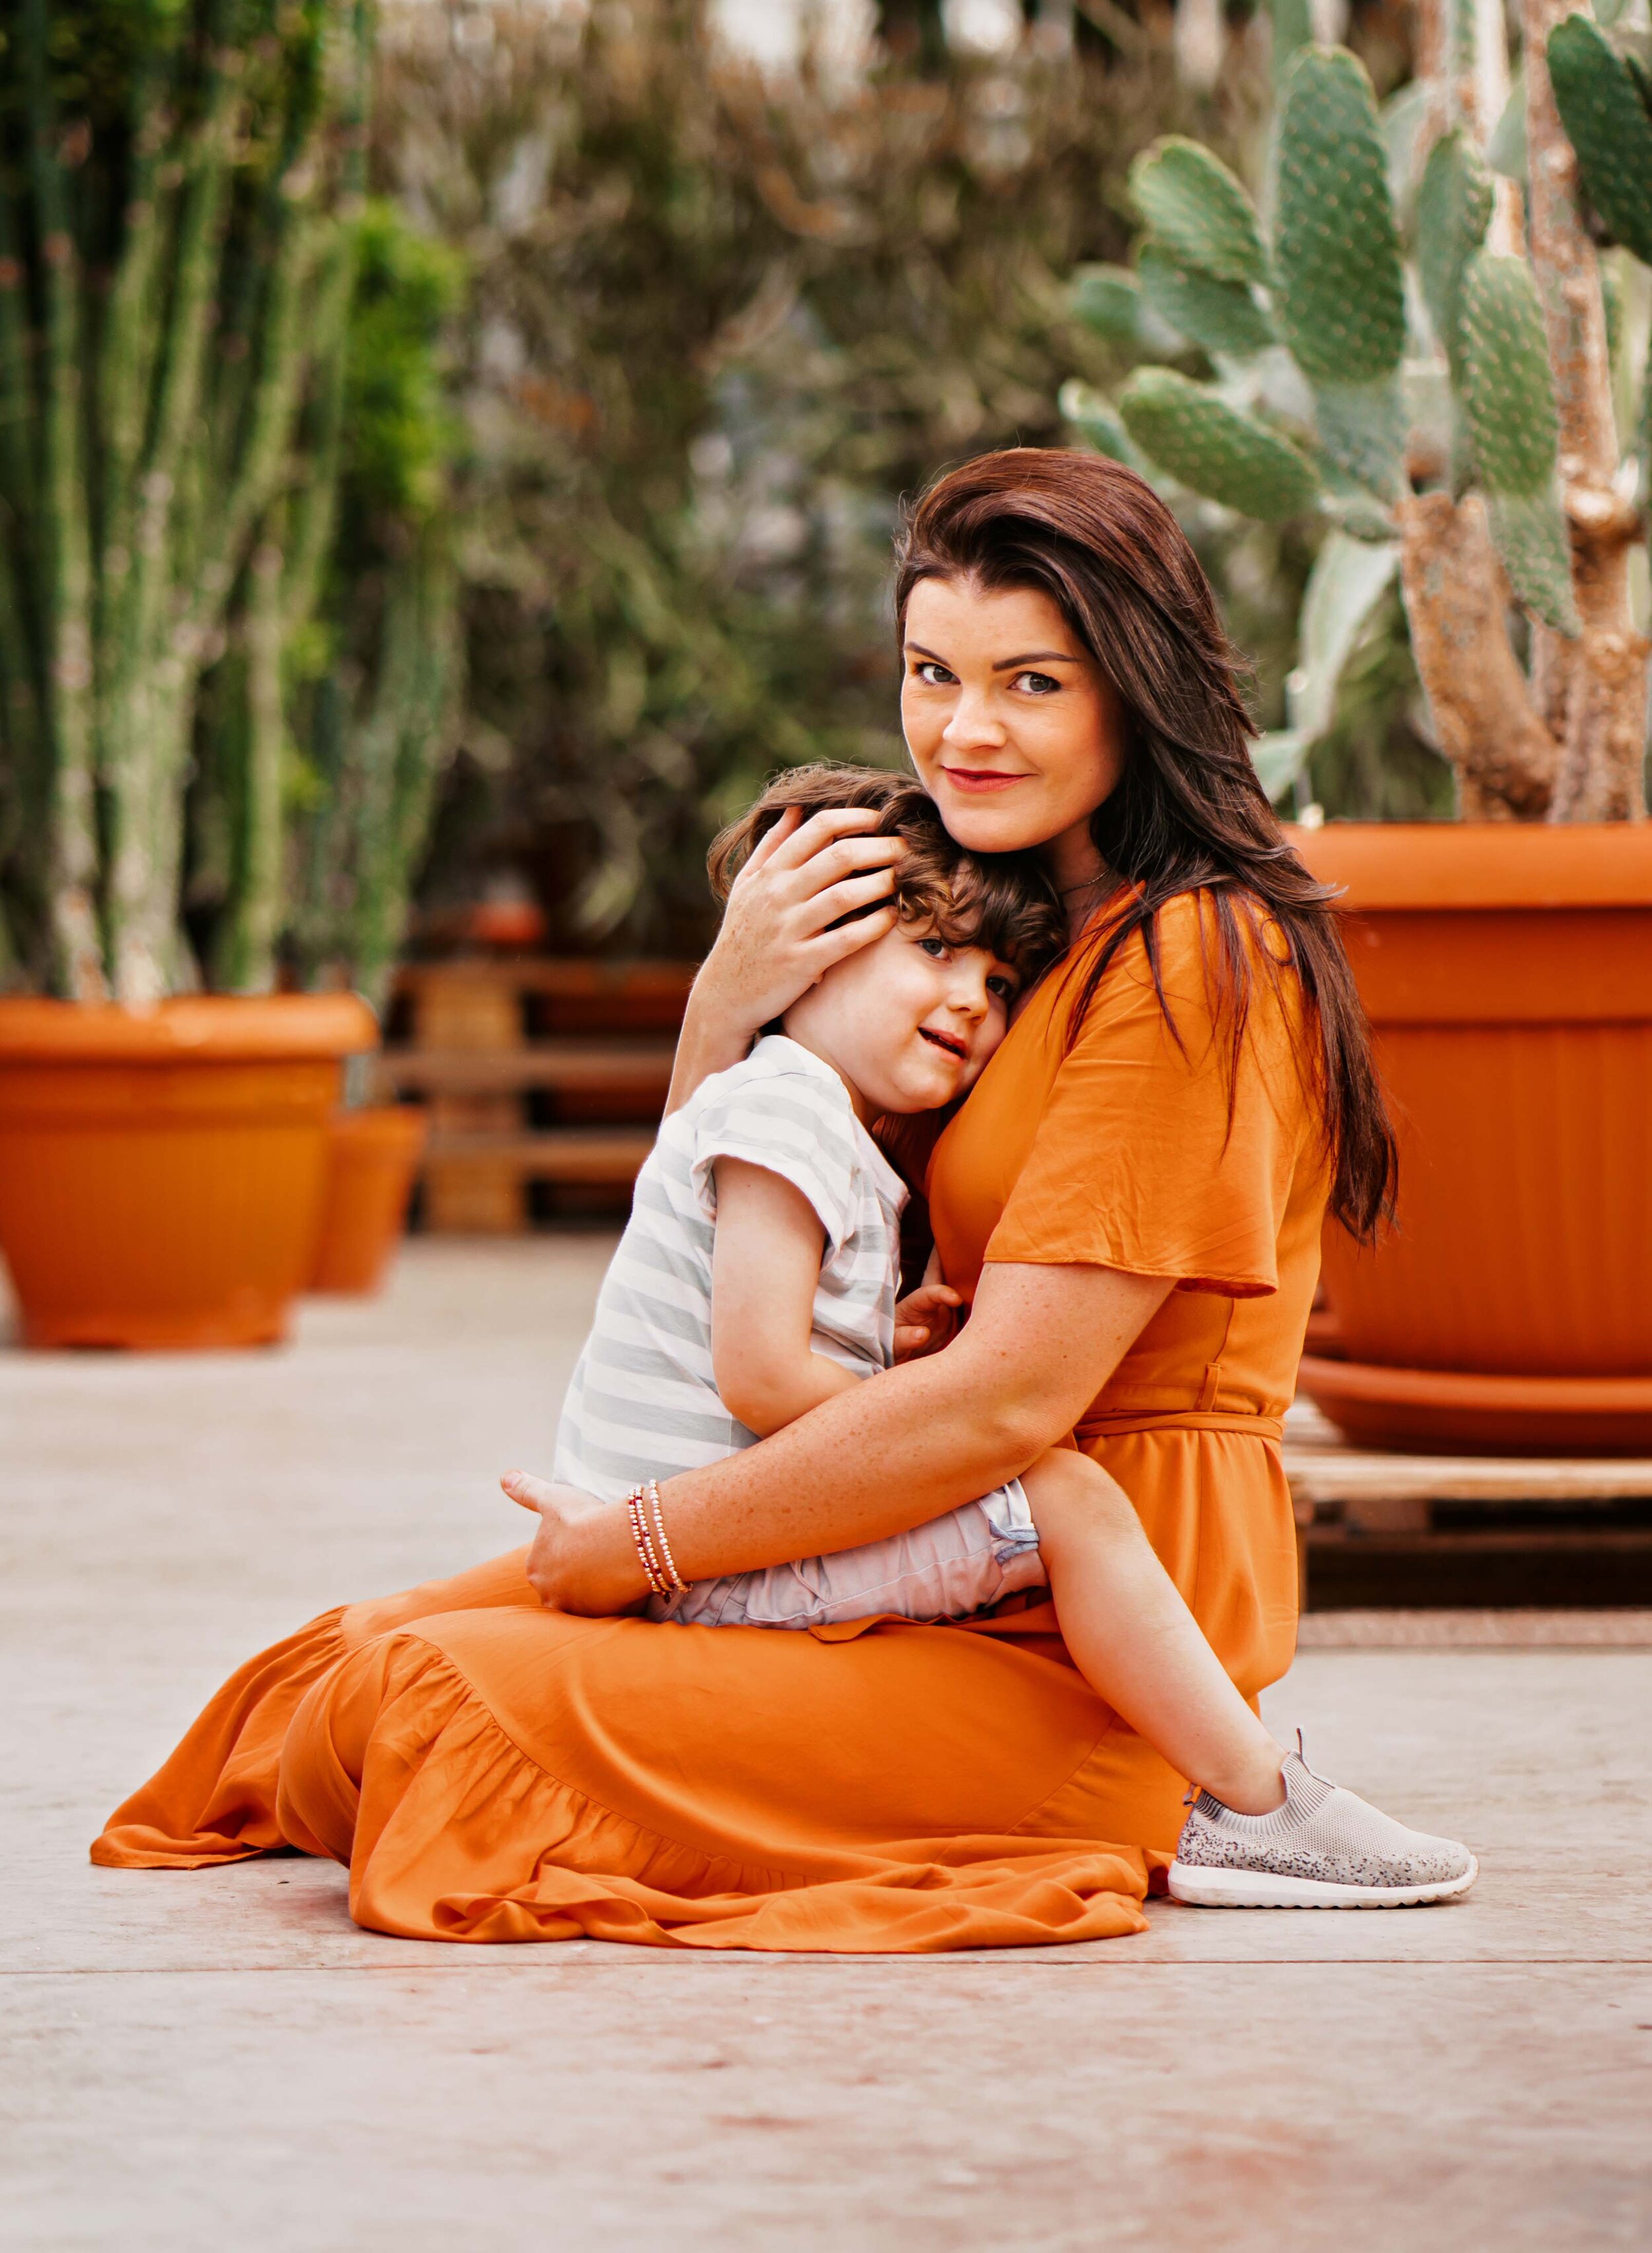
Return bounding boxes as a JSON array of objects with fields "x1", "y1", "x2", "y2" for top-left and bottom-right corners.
[{"x1": 691, "y1": 1065, "x2": 861, "y2": 1256}]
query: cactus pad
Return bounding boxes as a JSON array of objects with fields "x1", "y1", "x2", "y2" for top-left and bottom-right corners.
[
  {"x1": 1548, "y1": 15, "x2": 1652, "y2": 269},
  {"x1": 1118, "y1": 367, "x2": 1320, "y2": 519},
  {"x1": 1415, "y1": 130, "x2": 1493, "y2": 375},
  {"x1": 1273, "y1": 48, "x2": 1407, "y2": 386},
  {"x1": 1129, "y1": 139, "x2": 1269, "y2": 287},
  {"x1": 1460, "y1": 252, "x2": 1579, "y2": 634},
  {"x1": 1058, "y1": 381, "x2": 1137, "y2": 465},
  {"x1": 1070, "y1": 266, "x2": 1146, "y2": 344},
  {"x1": 1137, "y1": 244, "x2": 1276, "y2": 360}
]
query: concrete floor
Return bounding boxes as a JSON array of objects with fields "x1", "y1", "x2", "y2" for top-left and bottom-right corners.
[{"x1": 2, "y1": 1241, "x2": 1649, "y2": 2252}]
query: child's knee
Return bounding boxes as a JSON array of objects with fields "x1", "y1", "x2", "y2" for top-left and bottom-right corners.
[{"x1": 1024, "y1": 1448, "x2": 1143, "y2": 1548}]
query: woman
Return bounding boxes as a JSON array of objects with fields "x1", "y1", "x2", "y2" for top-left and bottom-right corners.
[{"x1": 94, "y1": 450, "x2": 1395, "y2": 1951}]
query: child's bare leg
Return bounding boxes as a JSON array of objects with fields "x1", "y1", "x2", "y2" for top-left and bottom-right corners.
[{"x1": 1020, "y1": 1449, "x2": 1287, "y2": 1815}]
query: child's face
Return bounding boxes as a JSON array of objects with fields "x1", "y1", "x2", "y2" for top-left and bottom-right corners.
[{"x1": 780, "y1": 916, "x2": 1018, "y2": 1119}]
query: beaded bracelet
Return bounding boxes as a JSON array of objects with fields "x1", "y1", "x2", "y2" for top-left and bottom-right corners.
[
  {"x1": 626, "y1": 1487, "x2": 671, "y2": 1599},
  {"x1": 645, "y1": 1478, "x2": 689, "y2": 1595}
]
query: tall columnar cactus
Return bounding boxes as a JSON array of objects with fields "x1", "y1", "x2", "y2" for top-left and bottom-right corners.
[
  {"x1": 0, "y1": 0, "x2": 373, "y2": 1000},
  {"x1": 1062, "y1": 19, "x2": 1647, "y2": 823},
  {"x1": 281, "y1": 202, "x2": 465, "y2": 1011}
]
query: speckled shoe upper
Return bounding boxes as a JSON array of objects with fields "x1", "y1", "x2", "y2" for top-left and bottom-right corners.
[{"x1": 1174, "y1": 1749, "x2": 1474, "y2": 1891}]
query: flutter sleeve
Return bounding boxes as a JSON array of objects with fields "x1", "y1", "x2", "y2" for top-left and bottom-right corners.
[{"x1": 986, "y1": 894, "x2": 1312, "y2": 1298}]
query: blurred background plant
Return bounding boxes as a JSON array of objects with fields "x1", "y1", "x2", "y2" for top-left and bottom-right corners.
[
  {"x1": 3, "y1": 0, "x2": 1442, "y2": 996},
  {"x1": 0, "y1": 0, "x2": 344, "y2": 995},
  {"x1": 386, "y1": 0, "x2": 1246, "y2": 956}
]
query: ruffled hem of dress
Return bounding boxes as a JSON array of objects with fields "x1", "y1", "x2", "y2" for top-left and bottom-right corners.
[
  {"x1": 90, "y1": 1605, "x2": 350, "y2": 1870},
  {"x1": 295, "y1": 1628, "x2": 1152, "y2": 1954}
]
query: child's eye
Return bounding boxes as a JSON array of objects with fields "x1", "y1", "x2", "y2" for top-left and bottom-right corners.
[
  {"x1": 913, "y1": 661, "x2": 957, "y2": 687},
  {"x1": 1012, "y1": 670, "x2": 1062, "y2": 695},
  {"x1": 987, "y1": 974, "x2": 1016, "y2": 1001},
  {"x1": 918, "y1": 935, "x2": 948, "y2": 959}
]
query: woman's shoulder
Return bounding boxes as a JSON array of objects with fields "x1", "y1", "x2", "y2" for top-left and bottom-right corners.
[
  {"x1": 1057, "y1": 884, "x2": 1305, "y2": 1063},
  {"x1": 1078, "y1": 884, "x2": 1292, "y2": 993}
]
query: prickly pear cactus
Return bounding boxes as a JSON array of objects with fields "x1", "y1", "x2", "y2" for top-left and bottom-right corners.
[
  {"x1": 1415, "y1": 131, "x2": 1495, "y2": 381},
  {"x1": 1548, "y1": 15, "x2": 1652, "y2": 270},
  {"x1": 1272, "y1": 46, "x2": 1409, "y2": 500},
  {"x1": 1117, "y1": 369, "x2": 1321, "y2": 519},
  {"x1": 1459, "y1": 254, "x2": 1580, "y2": 634},
  {"x1": 1129, "y1": 140, "x2": 1269, "y2": 287},
  {"x1": 1137, "y1": 246, "x2": 1276, "y2": 362}
]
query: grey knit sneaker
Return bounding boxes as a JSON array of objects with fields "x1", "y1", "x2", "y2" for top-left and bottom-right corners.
[{"x1": 1168, "y1": 1744, "x2": 1478, "y2": 1909}]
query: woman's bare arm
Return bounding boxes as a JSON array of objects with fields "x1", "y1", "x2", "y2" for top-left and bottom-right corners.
[
  {"x1": 520, "y1": 1260, "x2": 1172, "y2": 1611},
  {"x1": 665, "y1": 806, "x2": 904, "y2": 1114}
]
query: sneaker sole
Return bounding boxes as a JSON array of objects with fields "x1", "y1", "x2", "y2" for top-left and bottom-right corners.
[{"x1": 1166, "y1": 1855, "x2": 1478, "y2": 1909}]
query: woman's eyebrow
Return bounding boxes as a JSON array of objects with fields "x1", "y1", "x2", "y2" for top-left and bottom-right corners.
[{"x1": 991, "y1": 650, "x2": 1080, "y2": 670}]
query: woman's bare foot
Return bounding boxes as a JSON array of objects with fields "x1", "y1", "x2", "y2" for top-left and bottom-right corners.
[{"x1": 500, "y1": 1471, "x2": 647, "y2": 1614}]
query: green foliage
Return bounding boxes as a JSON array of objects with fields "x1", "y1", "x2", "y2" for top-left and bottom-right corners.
[
  {"x1": 1070, "y1": 265, "x2": 1149, "y2": 343},
  {"x1": 1129, "y1": 138, "x2": 1268, "y2": 286},
  {"x1": 1273, "y1": 48, "x2": 1407, "y2": 387},
  {"x1": 385, "y1": 0, "x2": 1195, "y2": 952},
  {"x1": 1414, "y1": 131, "x2": 1493, "y2": 379},
  {"x1": 1273, "y1": 45, "x2": 1406, "y2": 498},
  {"x1": 1057, "y1": 380, "x2": 1137, "y2": 463},
  {"x1": 0, "y1": 0, "x2": 375, "y2": 997},
  {"x1": 342, "y1": 203, "x2": 467, "y2": 518},
  {"x1": 1137, "y1": 244, "x2": 1275, "y2": 360},
  {"x1": 1459, "y1": 252, "x2": 1578, "y2": 634},
  {"x1": 1548, "y1": 14, "x2": 1652, "y2": 270},
  {"x1": 1117, "y1": 368, "x2": 1321, "y2": 518}
]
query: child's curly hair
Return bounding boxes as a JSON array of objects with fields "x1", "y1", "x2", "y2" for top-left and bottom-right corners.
[{"x1": 708, "y1": 764, "x2": 1067, "y2": 988}]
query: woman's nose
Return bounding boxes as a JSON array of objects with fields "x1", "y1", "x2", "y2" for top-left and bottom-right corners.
[{"x1": 940, "y1": 683, "x2": 1005, "y2": 747}]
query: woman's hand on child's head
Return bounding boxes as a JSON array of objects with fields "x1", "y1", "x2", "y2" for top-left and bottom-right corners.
[
  {"x1": 710, "y1": 806, "x2": 905, "y2": 1034},
  {"x1": 892, "y1": 1281, "x2": 963, "y2": 1361}
]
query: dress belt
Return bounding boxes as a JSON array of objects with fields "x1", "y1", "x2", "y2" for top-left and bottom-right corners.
[{"x1": 1074, "y1": 1408, "x2": 1285, "y2": 1443}]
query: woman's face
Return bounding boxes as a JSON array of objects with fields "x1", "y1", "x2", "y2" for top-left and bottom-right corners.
[{"x1": 899, "y1": 576, "x2": 1129, "y2": 878}]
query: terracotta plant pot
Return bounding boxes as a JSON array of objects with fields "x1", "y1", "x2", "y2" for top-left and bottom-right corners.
[
  {"x1": 309, "y1": 1106, "x2": 429, "y2": 1295},
  {"x1": 1291, "y1": 823, "x2": 1652, "y2": 1453},
  {"x1": 0, "y1": 995, "x2": 376, "y2": 1349}
]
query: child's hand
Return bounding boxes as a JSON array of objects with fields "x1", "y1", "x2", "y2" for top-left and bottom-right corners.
[{"x1": 893, "y1": 1281, "x2": 962, "y2": 1360}]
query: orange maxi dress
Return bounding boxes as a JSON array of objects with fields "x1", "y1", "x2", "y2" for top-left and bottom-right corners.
[{"x1": 93, "y1": 892, "x2": 1322, "y2": 1951}]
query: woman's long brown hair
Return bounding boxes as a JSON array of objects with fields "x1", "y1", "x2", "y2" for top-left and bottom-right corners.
[{"x1": 893, "y1": 447, "x2": 1396, "y2": 1240}]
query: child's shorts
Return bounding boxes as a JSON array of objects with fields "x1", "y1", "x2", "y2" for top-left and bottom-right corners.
[{"x1": 652, "y1": 1478, "x2": 1045, "y2": 1630}]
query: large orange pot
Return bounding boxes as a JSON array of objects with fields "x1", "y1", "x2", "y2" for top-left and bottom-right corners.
[
  {"x1": 0, "y1": 995, "x2": 376, "y2": 1349},
  {"x1": 1292, "y1": 824, "x2": 1652, "y2": 1451},
  {"x1": 309, "y1": 1105, "x2": 428, "y2": 1295}
]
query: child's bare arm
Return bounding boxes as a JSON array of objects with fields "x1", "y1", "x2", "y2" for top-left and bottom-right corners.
[{"x1": 709, "y1": 1159, "x2": 864, "y2": 1437}]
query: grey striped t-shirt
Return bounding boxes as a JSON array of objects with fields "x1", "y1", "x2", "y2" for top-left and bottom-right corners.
[{"x1": 552, "y1": 1035, "x2": 909, "y2": 1502}]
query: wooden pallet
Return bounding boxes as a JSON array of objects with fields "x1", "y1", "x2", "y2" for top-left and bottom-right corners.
[
  {"x1": 1282, "y1": 1401, "x2": 1652, "y2": 1611},
  {"x1": 387, "y1": 958, "x2": 696, "y2": 1231}
]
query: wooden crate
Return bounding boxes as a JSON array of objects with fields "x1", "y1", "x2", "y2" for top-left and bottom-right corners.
[
  {"x1": 1283, "y1": 1402, "x2": 1652, "y2": 1611},
  {"x1": 387, "y1": 958, "x2": 696, "y2": 1232}
]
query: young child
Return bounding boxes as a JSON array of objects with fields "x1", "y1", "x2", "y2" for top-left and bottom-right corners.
[{"x1": 514, "y1": 766, "x2": 1476, "y2": 1909}]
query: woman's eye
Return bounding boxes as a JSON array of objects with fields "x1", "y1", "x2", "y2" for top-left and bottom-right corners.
[
  {"x1": 1012, "y1": 670, "x2": 1061, "y2": 695},
  {"x1": 914, "y1": 662, "x2": 956, "y2": 687}
]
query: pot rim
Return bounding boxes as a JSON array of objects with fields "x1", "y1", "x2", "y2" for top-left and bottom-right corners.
[
  {"x1": 0, "y1": 993, "x2": 378, "y2": 1063},
  {"x1": 1287, "y1": 821, "x2": 1652, "y2": 911}
]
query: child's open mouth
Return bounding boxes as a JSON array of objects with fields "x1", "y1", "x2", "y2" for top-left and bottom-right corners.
[{"x1": 919, "y1": 1027, "x2": 968, "y2": 1062}]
